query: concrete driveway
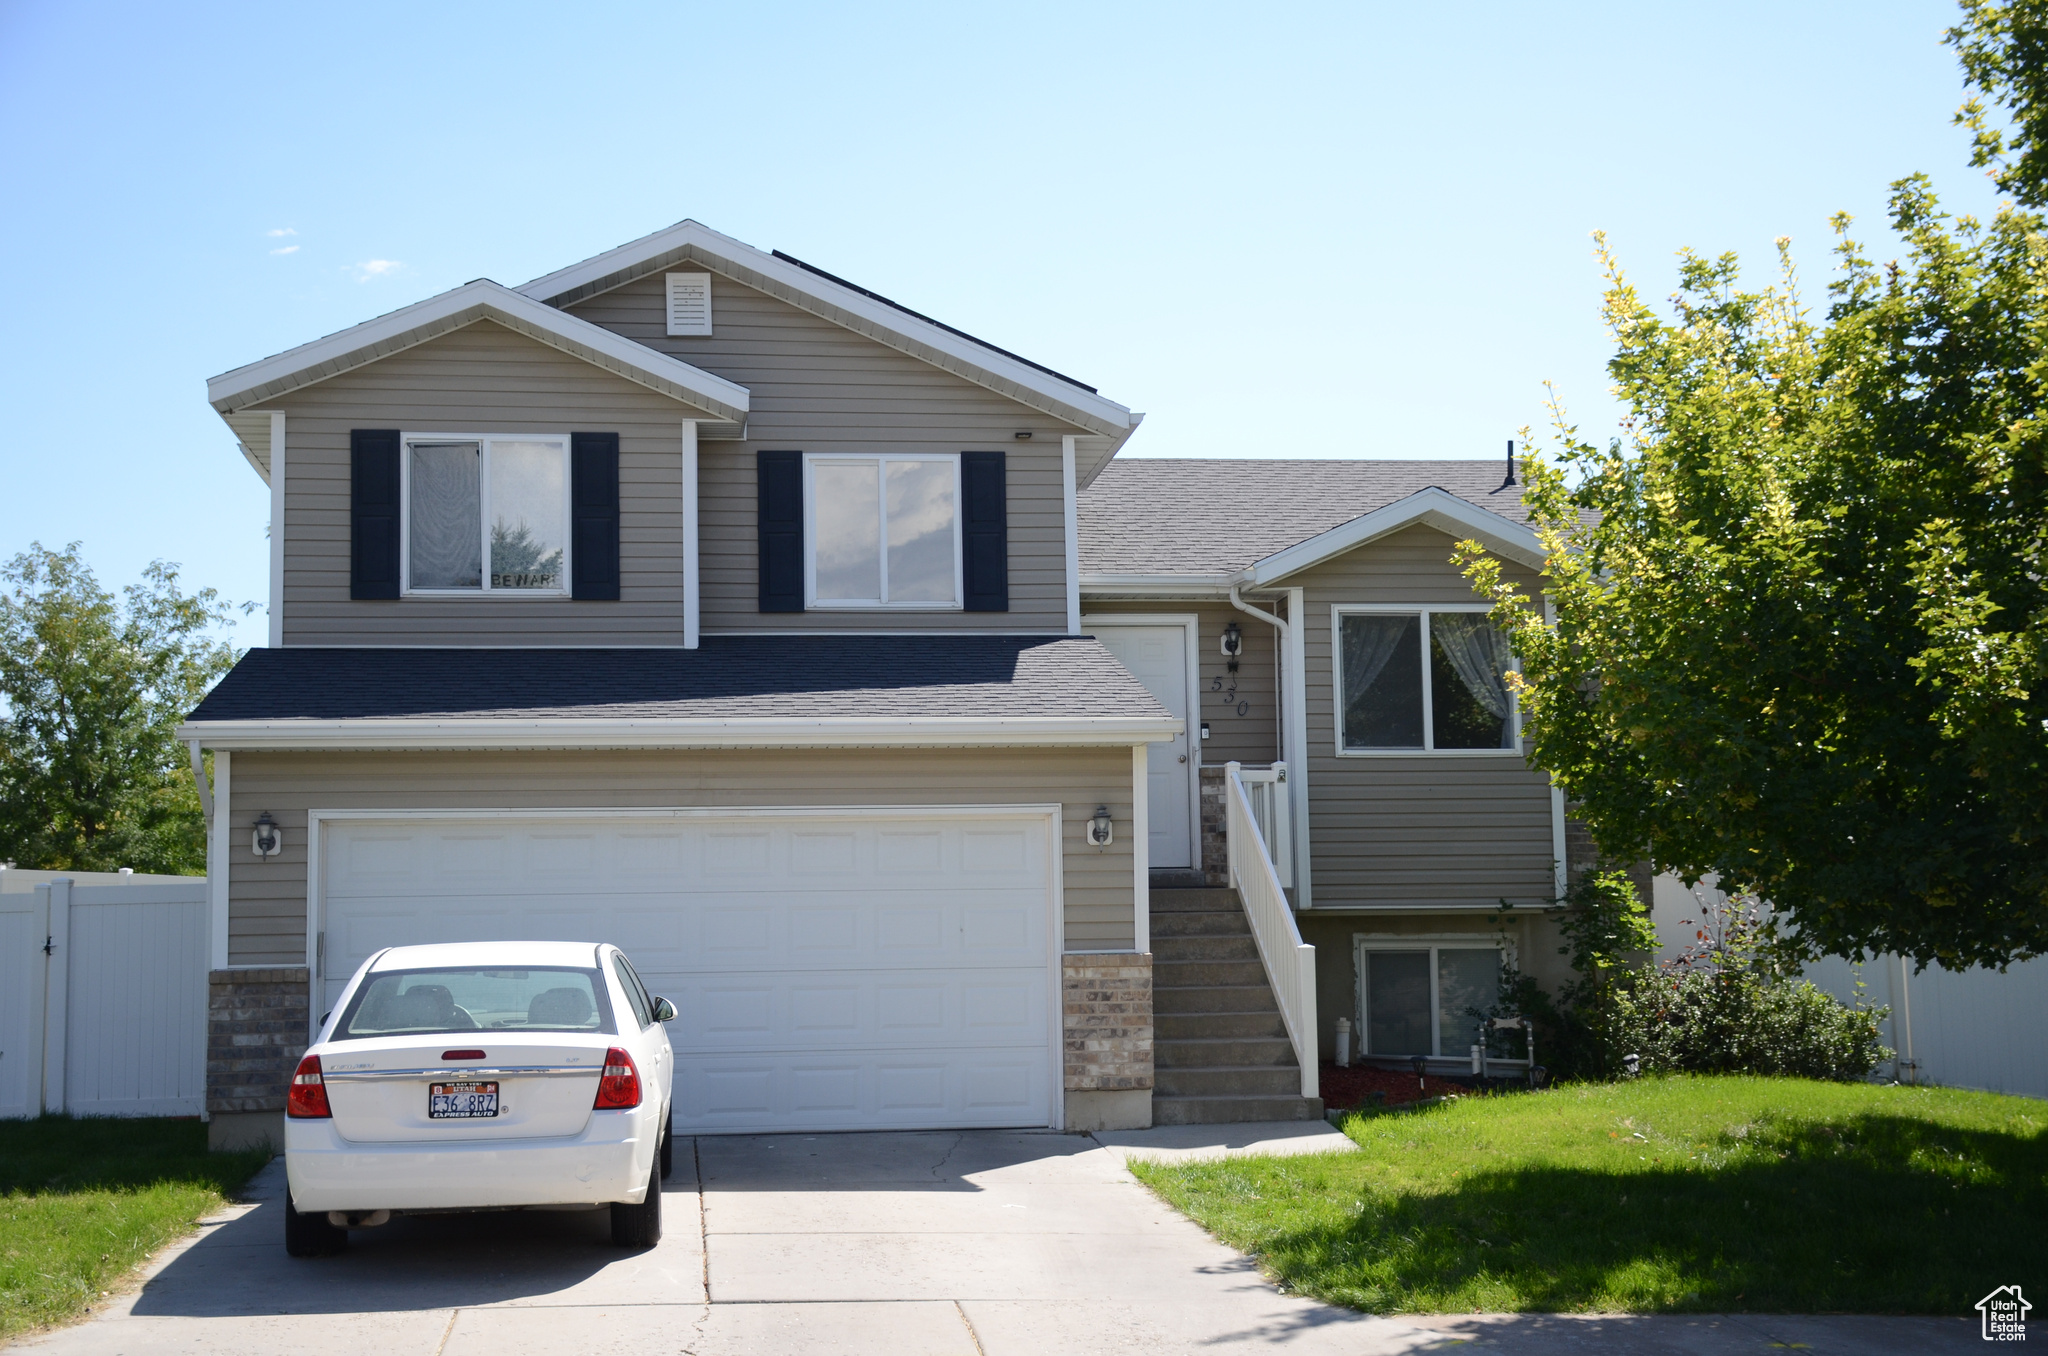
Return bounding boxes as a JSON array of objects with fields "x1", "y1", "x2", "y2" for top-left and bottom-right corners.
[{"x1": 16, "y1": 1125, "x2": 1976, "y2": 1355}]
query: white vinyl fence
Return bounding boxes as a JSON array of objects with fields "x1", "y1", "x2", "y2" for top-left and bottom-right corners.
[{"x1": 0, "y1": 877, "x2": 209, "y2": 1118}]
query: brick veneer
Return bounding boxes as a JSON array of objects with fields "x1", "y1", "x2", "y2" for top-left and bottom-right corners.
[
  {"x1": 1062, "y1": 953, "x2": 1154, "y2": 1091},
  {"x1": 1198, "y1": 767, "x2": 1229, "y2": 887},
  {"x1": 207, "y1": 968, "x2": 309, "y2": 1114}
]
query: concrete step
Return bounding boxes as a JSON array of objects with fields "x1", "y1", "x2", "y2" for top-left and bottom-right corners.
[
  {"x1": 1148, "y1": 889, "x2": 1243, "y2": 913},
  {"x1": 1153, "y1": 984, "x2": 1280, "y2": 1015},
  {"x1": 1149, "y1": 909, "x2": 1253, "y2": 939},
  {"x1": 1149, "y1": 935, "x2": 1261, "y2": 963},
  {"x1": 1155, "y1": 1010, "x2": 1291, "y2": 1040},
  {"x1": 1154, "y1": 1065, "x2": 1306, "y2": 1098},
  {"x1": 1154, "y1": 1036, "x2": 1298, "y2": 1069},
  {"x1": 1152, "y1": 1094, "x2": 1327, "y2": 1126},
  {"x1": 1153, "y1": 959, "x2": 1269, "y2": 988}
]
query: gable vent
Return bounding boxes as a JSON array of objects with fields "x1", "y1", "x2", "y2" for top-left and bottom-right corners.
[{"x1": 665, "y1": 272, "x2": 713, "y2": 336}]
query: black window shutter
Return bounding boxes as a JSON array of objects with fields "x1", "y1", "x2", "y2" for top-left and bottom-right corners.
[
  {"x1": 758, "y1": 450, "x2": 804, "y2": 613},
  {"x1": 961, "y1": 451, "x2": 1008, "y2": 612},
  {"x1": 571, "y1": 432, "x2": 621, "y2": 600},
  {"x1": 350, "y1": 429, "x2": 401, "y2": 600}
]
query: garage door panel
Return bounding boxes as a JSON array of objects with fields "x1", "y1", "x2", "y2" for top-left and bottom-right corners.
[
  {"x1": 663, "y1": 967, "x2": 1050, "y2": 1052},
  {"x1": 679, "y1": 1047, "x2": 1052, "y2": 1132},
  {"x1": 320, "y1": 811, "x2": 1059, "y2": 1133}
]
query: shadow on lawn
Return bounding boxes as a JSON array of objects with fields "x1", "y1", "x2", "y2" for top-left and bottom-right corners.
[
  {"x1": 1270, "y1": 1110, "x2": 2045, "y2": 1315},
  {"x1": 0, "y1": 1115, "x2": 268, "y2": 1198}
]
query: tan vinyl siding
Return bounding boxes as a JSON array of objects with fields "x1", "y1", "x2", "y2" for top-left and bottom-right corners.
[
  {"x1": 566, "y1": 271, "x2": 1078, "y2": 632},
  {"x1": 1284, "y1": 523, "x2": 1556, "y2": 910},
  {"x1": 1080, "y1": 600, "x2": 1282, "y2": 766},
  {"x1": 224, "y1": 746, "x2": 1137, "y2": 966},
  {"x1": 273, "y1": 320, "x2": 694, "y2": 646}
]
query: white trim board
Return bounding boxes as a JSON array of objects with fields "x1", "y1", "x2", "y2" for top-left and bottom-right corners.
[
  {"x1": 177, "y1": 714, "x2": 1185, "y2": 752},
  {"x1": 1242, "y1": 487, "x2": 1545, "y2": 585},
  {"x1": 513, "y1": 220, "x2": 1142, "y2": 479},
  {"x1": 207, "y1": 278, "x2": 751, "y2": 426},
  {"x1": 302, "y1": 802, "x2": 1070, "y2": 1130}
]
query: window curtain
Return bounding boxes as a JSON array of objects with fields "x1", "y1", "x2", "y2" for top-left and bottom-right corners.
[
  {"x1": 409, "y1": 442, "x2": 481, "y2": 589},
  {"x1": 1341, "y1": 614, "x2": 1414, "y2": 707},
  {"x1": 1431, "y1": 613, "x2": 1515, "y2": 723}
]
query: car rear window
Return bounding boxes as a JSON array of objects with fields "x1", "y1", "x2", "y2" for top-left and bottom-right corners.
[{"x1": 334, "y1": 967, "x2": 616, "y2": 1039}]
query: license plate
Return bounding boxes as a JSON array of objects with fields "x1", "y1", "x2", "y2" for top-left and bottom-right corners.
[{"x1": 428, "y1": 1081, "x2": 499, "y2": 1118}]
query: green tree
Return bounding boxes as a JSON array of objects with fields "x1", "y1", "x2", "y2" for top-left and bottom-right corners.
[
  {"x1": 1461, "y1": 3, "x2": 2048, "y2": 971},
  {"x1": 0, "y1": 544, "x2": 240, "y2": 874}
]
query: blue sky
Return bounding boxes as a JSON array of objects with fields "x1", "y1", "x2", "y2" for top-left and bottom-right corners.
[{"x1": 0, "y1": 0, "x2": 2002, "y2": 647}]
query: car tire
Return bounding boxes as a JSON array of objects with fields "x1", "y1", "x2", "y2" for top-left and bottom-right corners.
[
  {"x1": 284, "y1": 1192, "x2": 348, "y2": 1257},
  {"x1": 610, "y1": 1155, "x2": 662, "y2": 1248},
  {"x1": 659, "y1": 1107, "x2": 673, "y2": 1181}
]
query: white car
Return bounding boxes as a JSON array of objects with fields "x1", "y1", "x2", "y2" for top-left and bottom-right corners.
[{"x1": 282, "y1": 940, "x2": 675, "y2": 1256}]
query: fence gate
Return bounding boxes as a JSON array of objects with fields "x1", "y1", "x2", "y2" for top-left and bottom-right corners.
[{"x1": 0, "y1": 879, "x2": 208, "y2": 1117}]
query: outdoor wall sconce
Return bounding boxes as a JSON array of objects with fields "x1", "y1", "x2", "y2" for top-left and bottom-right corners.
[
  {"x1": 251, "y1": 811, "x2": 284, "y2": 858},
  {"x1": 1086, "y1": 806, "x2": 1114, "y2": 847},
  {"x1": 1220, "y1": 622, "x2": 1242, "y2": 673}
]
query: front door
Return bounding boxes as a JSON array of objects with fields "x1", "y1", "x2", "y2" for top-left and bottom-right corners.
[{"x1": 1088, "y1": 621, "x2": 1195, "y2": 869}]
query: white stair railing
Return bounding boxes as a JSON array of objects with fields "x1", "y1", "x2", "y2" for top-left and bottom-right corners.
[
  {"x1": 1233, "y1": 762, "x2": 1292, "y2": 887},
  {"x1": 1224, "y1": 761, "x2": 1318, "y2": 1100}
]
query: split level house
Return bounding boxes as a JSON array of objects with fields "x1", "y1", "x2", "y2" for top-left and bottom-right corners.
[{"x1": 183, "y1": 220, "x2": 1584, "y2": 1152}]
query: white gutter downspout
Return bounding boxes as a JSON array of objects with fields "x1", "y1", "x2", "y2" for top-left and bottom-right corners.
[
  {"x1": 682, "y1": 420, "x2": 700, "y2": 649},
  {"x1": 1229, "y1": 583, "x2": 1311, "y2": 908},
  {"x1": 186, "y1": 740, "x2": 213, "y2": 832}
]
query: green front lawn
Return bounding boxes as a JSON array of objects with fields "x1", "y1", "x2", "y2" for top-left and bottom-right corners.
[
  {"x1": 0, "y1": 1116, "x2": 271, "y2": 1339},
  {"x1": 1131, "y1": 1076, "x2": 2045, "y2": 1314}
]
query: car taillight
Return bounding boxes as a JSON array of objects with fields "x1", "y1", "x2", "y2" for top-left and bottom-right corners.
[
  {"x1": 287, "y1": 1054, "x2": 331, "y2": 1118},
  {"x1": 593, "y1": 1046, "x2": 641, "y2": 1109}
]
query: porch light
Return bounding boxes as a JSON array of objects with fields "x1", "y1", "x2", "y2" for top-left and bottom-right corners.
[
  {"x1": 1220, "y1": 623, "x2": 1243, "y2": 676},
  {"x1": 252, "y1": 812, "x2": 283, "y2": 858},
  {"x1": 1086, "y1": 806, "x2": 1114, "y2": 847}
]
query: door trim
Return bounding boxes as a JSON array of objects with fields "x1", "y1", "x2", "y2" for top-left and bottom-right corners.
[
  {"x1": 1080, "y1": 614, "x2": 1201, "y2": 871},
  {"x1": 305, "y1": 802, "x2": 1068, "y2": 1130}
]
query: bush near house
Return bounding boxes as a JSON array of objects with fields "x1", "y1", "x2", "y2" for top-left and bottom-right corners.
[
  {"x1": 0, "y1": 1116, "x2": 269, "y2": 1339},
  {"x1": 1493, "y1": 872, "x2": 1890, "y2": 1084},
  {"x1": 1134, "y1": 1075, "x2": 2045, "y2": 1314}
]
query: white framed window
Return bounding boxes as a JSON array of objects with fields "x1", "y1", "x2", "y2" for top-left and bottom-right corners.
[
  {"x1": 1354, "y1": 938, "x2": 1512, "y2": 1060},
  {"x1": 1332, "y1": 604, "x2": 1519, "y2": 754},
  {"x1": 401, "y1": 434, "x2": 571, "y2": 597},
  {"x1": 803, "y1": 453, "x2": 962, "y2": 609}
]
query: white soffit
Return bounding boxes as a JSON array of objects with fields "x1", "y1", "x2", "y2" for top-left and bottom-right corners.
[
  {"x1": 175, "y1": 714, "x2": 1184, "y2": 752},
  {"x1": 1241, "y1": 487, "x2": 1548, "y2": 585},
  {"x1": 206, "y1": 279, "x2": 752, "y2": 428},
  {"x1": 516, "y1": 220, "x2": 1143, "y2": 478}
]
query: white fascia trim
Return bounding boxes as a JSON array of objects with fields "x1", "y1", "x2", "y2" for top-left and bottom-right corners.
[
  {"x1": 1241, "y1": 487, "x2": 1546, "y2": 586},
  {"x1": 515, "y1": 220, "x2": 1136, "y2": 440},
  {"x1": 206, "y1": 279, "x2": 751, "y2": 424},
  {"x1": 176, "y1": 715, "x2": 1185, "y2": 752},
  {"x1": 1079, "y1": 574, "x2": 1237, "y2": 600}
]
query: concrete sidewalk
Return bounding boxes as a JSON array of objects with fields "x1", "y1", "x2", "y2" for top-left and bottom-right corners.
[{"x1": 12, "y1": 1124, "x2": 1976, "y2": 1355}]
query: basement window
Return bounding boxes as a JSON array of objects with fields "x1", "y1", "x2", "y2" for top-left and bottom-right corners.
[
  {"x1": 1355, "y1": 941, "x2": 1504, "y2": 1059},
  {"x1": 403, "y1": 435, "x2": 570, "y2": 596}
]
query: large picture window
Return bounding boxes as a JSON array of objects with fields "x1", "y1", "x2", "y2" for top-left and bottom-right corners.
[
  {"x1": 1336, "y1": 607, "x2": 1517, "y2": 752},
  {"x1": 1357, "y1": 942, "x2": 1505, "y2": 1060},
  {"x1": 403, "y1": 435, "x2": 569, "y2": 595},
  {"x1": 804, "y1": 453, "x2": 961, "y2": 608}
]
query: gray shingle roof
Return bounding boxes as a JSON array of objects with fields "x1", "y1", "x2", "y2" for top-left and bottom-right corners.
[
  {"x1": 1078, "y1": 459, "x2": 1531, "y2": 578},
  {"x1": 186, "y1": 636, "x2": 1167, "y2": 724}
]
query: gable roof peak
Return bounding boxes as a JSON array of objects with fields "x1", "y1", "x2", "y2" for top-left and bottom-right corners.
[{"x1": 516, "y1": 219, "x2": 1142, "y2": 481}]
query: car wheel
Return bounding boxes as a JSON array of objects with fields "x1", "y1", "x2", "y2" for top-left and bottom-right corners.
[
  {"x1": 610, "y1": 1154, "x2": 663, "y2": 1248},
  {"x1": 659, "y1": 1107, "x2": 674, "y2": 1181},
  {"x1": 283, "y1": 1192, "x2": 348, "y2": 1257}
]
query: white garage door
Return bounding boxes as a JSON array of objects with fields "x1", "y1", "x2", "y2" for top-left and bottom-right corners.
[{"x1": 316, "y1": 809, "x2": 1059, "y2": 1134}]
